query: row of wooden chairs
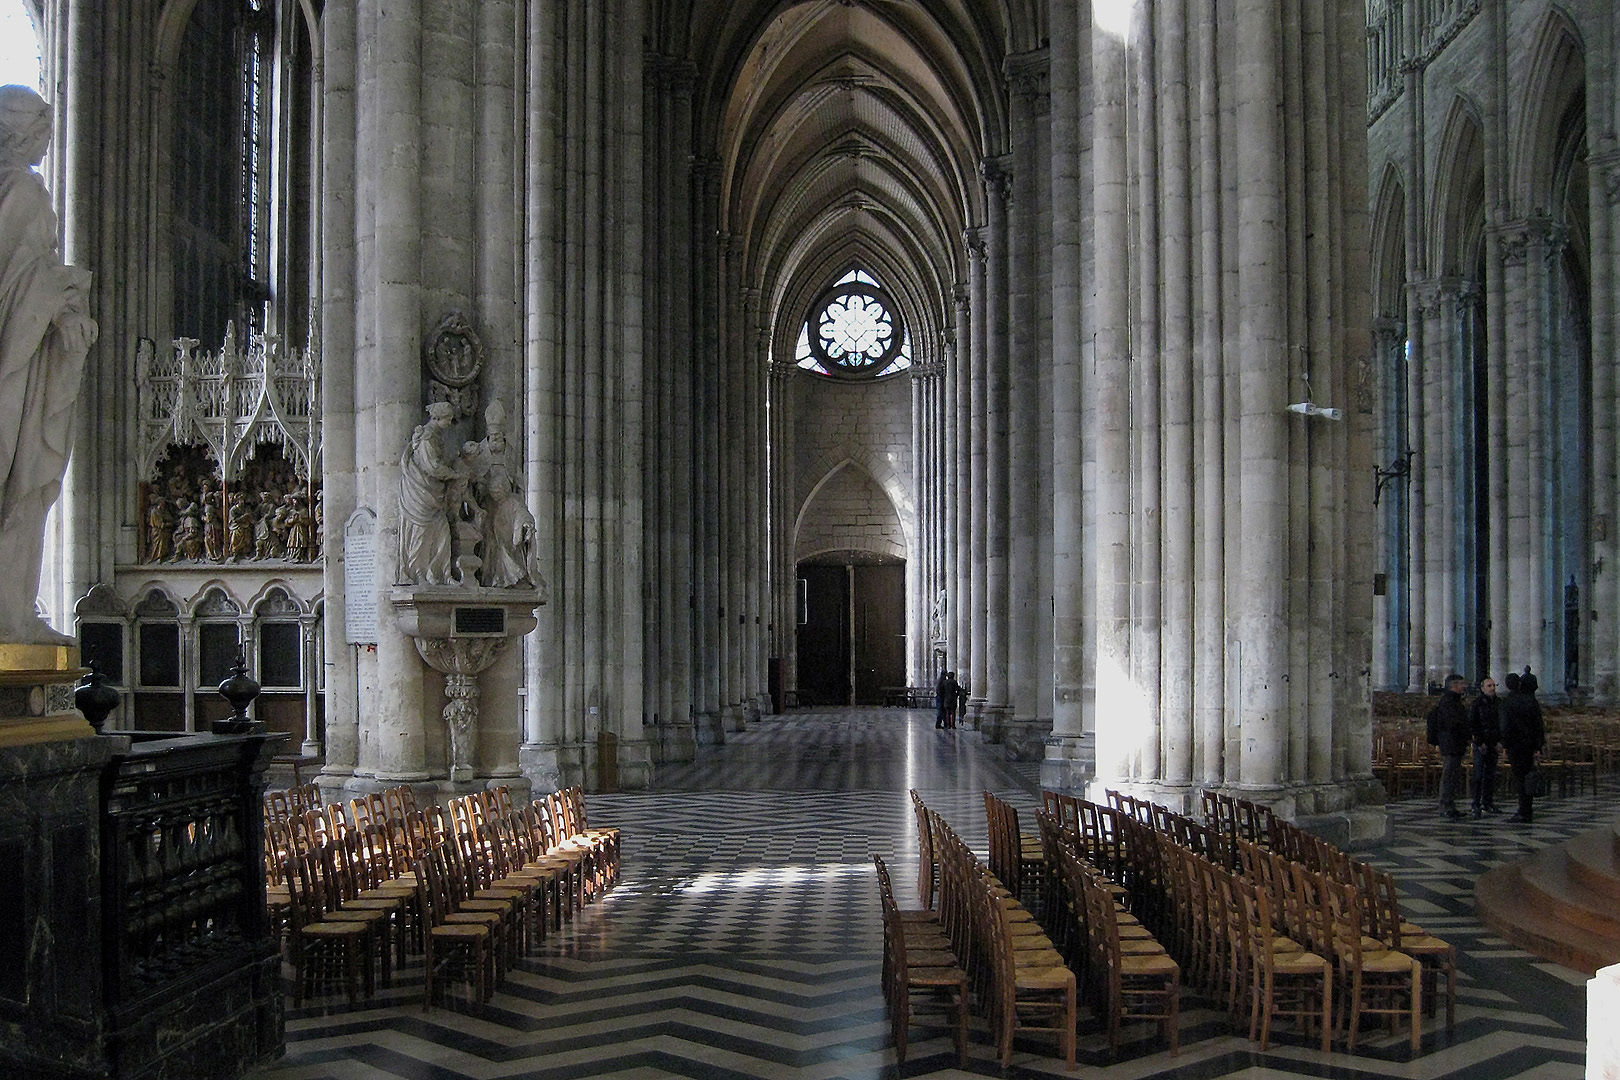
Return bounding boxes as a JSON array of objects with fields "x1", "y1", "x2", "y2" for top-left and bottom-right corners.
[
  {"x1": 265, "y1": 783, "x2": 619, "y2": 1008},
  {"x1": 932, "y1": 805, "x2": 1077, "y2": 1068},
  {"x1": 898, "y1": 792, "x2": 1077, "y2": 1068},
  {"x1": 1046, "y1": 788, "x2": 1454, "y2": 1053},
  {"x1": 1036, "y1": 812, "x2": 1180, "y2": 1056}
]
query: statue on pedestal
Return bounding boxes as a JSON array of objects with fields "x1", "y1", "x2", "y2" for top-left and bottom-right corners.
[
  {"x1": 397, "y1": 401, "x2": 463, "y2": 585},
  {"x1": 466, "y1": 401, "x2": 537, "y2": 588},
  {"x1": 0, "y1": 86, "x2": 98, "y2": 644}
]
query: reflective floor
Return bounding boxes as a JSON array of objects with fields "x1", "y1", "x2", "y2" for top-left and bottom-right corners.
[{"x1": 256, "y1": 707, "x2": 1600, "y2": 1079}]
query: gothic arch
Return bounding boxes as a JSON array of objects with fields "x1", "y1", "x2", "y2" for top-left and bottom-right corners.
[
  {"x1": 1430, "y1": 97, "x2": 1486, "y2": 280},
  {"x1": 793, "y1": 458, "x2": 910, "y2": 563},
  {"x1": 1370, "y1": 164, "x2": 1406, "y2": 320},
  {"x1": 1512, "y1": 9, "x2": 1585, "y2": 214}
]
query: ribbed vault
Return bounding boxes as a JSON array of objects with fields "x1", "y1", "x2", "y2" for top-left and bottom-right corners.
[{"x1": 666, "y1": 0, "x2": 1018, "y2": 356}]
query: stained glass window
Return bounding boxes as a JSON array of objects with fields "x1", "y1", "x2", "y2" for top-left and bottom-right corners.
[{"x1": 796, "y1": 270, "x2": 912, "y2": 377}]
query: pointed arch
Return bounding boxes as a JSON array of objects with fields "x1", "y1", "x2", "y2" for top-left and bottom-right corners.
[
  {"x1": 1512, "y1": 9, "x2": 1585, "y2": 213},
  {"x1": 1429, "y1": 96, "x2": 1485, "y2": 279},
  {"x1": 794, "y1": 457, "x2": 909, "y2": 563},
  {"x1": 1370, "y1": 163, "x2": 1407, "y2": 320}
]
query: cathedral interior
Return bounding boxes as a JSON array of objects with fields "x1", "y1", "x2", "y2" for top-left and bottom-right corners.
[{"x1": 0, "y1": 0, "x2": 1617, "y2": 1077}]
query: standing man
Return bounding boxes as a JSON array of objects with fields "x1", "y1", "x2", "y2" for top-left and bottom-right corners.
[
  {"x1": 1501, "y1": 671, "x2": 1546, "y2": 823},
  {"x1": 935, "y1": 668, "x2": 958, "y2": 729},
  {"x1": 1428, "y1": 673, "x2": 1470, "y2": 820},
  {"x1": 1469, "y1": 676, "x2": 1502, "y2": 817}
]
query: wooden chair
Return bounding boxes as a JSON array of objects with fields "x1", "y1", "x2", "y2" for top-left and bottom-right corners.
[
  {"x1": 987, "y1": 892, "x2": 1076, "y2": 1069},
  {"x1": 873, "y1": 855, "x2": 968, "y2": 1065},
  {"x1": 1323, "y1": 878, "x2": 1421, "y2": 1052},
  {"x1": 415, "y1": 851, "x2": 494, "y2": 1008},
  {"x1": 911, "y1": 789, "x2": 938, "y2": 911},
  {"x1": 1235, "y1": 874, "x2": 1331, "y2": 1052},
  {"x1": 284, "y1": 848, "x2": 374, "y2": 1007},
  {"x1": 1080, "y1": 861, "x2": 1178, "y2": 1057},
  {"x1": 1361, "y1": 864, "x2": 1456, "y2": 1031}
]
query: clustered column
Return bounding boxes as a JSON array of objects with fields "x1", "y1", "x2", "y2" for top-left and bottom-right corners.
[{"x1": 1041, "y1": 0, "x2": 1376, "y2": 818}]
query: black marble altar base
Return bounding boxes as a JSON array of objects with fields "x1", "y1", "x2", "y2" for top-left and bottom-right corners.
[{"x1": 0, "y1": 731, "x2": 284, "y2": 1080}]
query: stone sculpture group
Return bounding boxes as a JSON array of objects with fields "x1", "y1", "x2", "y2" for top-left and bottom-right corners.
[
  {"x1": 0, "y1": 86, "x2": 98, "y2": 645},
  {"x1": 147, "y1": 480, "x2": 320, "y2": 565},
  {"x1": 398, "y1": 399, "x2": 538, "y2": 590}
]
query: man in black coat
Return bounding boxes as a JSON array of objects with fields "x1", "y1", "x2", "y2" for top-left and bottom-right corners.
[
  {"x1": 1429, "y1": 673, "x2": 1470, "y2": 820},
  {"x1": 1500, "y1": 670, "x2": 1546, "y2": 822},
  {"x1": 935, "y1": 669, "x2": 959, "y2": 729},
  {"x1": 1469, "y1": 675, "x2": 1502, "y2": 817}
]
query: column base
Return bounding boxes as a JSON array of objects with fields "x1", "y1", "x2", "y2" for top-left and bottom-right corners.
[
  {"x1": 1039, "y1": 733, "x2": 1096, "y2": 793},
  {"x1": 1000, "y1": 716, "x2": 1053, "y2": 761},
  {"x1": 964, "y1": 698, "x2": 987, "y2": 732},
  {"x1": 614, "y1": 738, "x2": 653, "y2": 791},
  {"x1": 721, "y1": 704, "x2": 746, "y2": 733},
  {"x1": 656, "y1": 721, "x2": 697, "y2": 763},
  {"x1": 519, "y1": 741, "x2": 572, "y2": 793},
  {"x1": 979, "y1": 705, "x2": 1011, "y2": 744},
  {"x1": 695, "y1": 711, "x2": 725, "y2": 745}
]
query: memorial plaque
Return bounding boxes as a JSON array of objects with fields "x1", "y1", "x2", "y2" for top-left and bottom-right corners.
[{"x1": 345, "y1": 509, "x2": 379, "y2": 644}]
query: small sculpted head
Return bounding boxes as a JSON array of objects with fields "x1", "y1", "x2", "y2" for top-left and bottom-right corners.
[{"x1": 0, "y1": 85, "x2": 51, "y2": 169}]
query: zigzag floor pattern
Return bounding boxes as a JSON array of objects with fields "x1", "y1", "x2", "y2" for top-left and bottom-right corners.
[{"x1": 254, "y1": 709, "x2": 1600, "y2": 1079}]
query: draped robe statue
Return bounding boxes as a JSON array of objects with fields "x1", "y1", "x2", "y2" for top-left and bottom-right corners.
[{"x1": 0, "y1": 86, "x2": 97, "y2": 644}]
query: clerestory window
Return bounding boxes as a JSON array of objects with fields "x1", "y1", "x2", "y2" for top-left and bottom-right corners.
[{"x1": 795, "y1": 270, "x2": 912, "y2": 378}]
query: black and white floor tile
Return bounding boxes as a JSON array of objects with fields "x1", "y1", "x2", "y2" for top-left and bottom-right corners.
[{"x1": 254, "y1": 709, "x2": 1599, "y2": 1080}]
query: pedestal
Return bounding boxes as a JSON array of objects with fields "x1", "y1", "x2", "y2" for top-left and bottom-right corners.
[{"x1": 0, "y1": 644, "x2": 94, "y2": 747}]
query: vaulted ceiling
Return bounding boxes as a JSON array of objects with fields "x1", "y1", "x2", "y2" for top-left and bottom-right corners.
[{"x1": 654, "y1": 0, "x2": 1042, "y2": 363}]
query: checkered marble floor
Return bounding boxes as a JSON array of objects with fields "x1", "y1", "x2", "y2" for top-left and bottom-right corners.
[{"x1": 256, "y1": 708, "x2": 1604, "y2": 1079}]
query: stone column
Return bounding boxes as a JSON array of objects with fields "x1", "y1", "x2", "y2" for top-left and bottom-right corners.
[
  {"x1": 1231, "y1": 0, "x2": 1289, "y2": 790},
  {"x1": 952, "y1": 287, "x2": 972, "y2": 677},
  {"x1": 966, "y1": 230, "x2": 988, "y2": 720},
  {"x1": 1129, "y1": 5, "x2": 1163, "y2": 783},
  {"x1": 1090, "y1": 4, "x2": 1132, "y2": 782},
  {"x1": 356, "y1": 0, "x2": 428, "y2": 784},
  {"x1": 523, "y1": 0, "x2": 562, "y2": 788},
  {"x1": 474, "y1": 0, "x2": 525, "y2": 792},
  {"x1": 1193, "y1": 0, "x2": 1226, "y2": 786},
  {"x1": 1155, "y1": 0, "x2": 1193, "y2": 787},
  {"x1": 1005, "y1": 52, "x2": 1048, "y2": 758},
  {"x1": 1044, "y1": 0, "x2": 1092, "y2": 792},
  {"x1": 982, "y1": 159, "x2": 1012, "y2": 735},
  {"x1": 1592, "y1": 153, "x2": 1620, "y2": 699},
  {"x1": 320, "y1": 0, "x2": 360, "y2": 784}
]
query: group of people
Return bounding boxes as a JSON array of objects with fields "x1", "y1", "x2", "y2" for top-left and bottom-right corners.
[
  {"x1": 1429, "y1": 669, "x2": 1547, "y2": 823},
  {"x1": 934, "y1": 668, "x2": 969, "y2": 729}
]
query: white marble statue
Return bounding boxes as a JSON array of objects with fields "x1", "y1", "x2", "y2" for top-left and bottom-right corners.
[
  {"x1": 397, "y1": 401, "x2": 463, "y2": 585},
  {"x1": 467, "y1": 400, "x2": 537, "y2": 588},
  {"x1": 0, "y1": 86, "x2": 98, "y2": 645}
]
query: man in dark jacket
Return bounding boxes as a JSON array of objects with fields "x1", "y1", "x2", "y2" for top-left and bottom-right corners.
[
  {"x1": 1429, "y1": 673, "x2": 1470, "y2": 820},
  {"x1": 1469, "y1": 675, "x2": 1502, "y2": 817},
  {"x1": 1500, "y1": 670, "x2": 1546, "y2": 822},
  {"x1": 935, "y1": 669, "x2": 959, "y2": 729}
]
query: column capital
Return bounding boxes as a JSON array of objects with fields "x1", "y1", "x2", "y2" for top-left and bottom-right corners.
[
  {"x1": 1003, "y1": 48, "x2": 1050, "y2": 99},
  {"x1": 980, "y1": 157, "x2": 1013, "y2": 204},
  {"x1": 1592, "y1": 150, "x2": 1620, "y2": 205},
  {"x1": 1493, "y1": 214, "x2": 1566, "y2": 264},
  {"x1": 962, "y1": 229, "x2": 986, "y2": 261},
  {"x1": 953, "y1": 283, "x2": 971, "y2": 310}
]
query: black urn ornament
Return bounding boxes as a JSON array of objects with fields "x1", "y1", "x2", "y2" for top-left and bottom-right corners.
[
  {"x1": 74, "y1": 661, "x2": 120, "y2": 732},
  {"x1": 214, "y1": 649, "x2": 265, "y2": 734}
]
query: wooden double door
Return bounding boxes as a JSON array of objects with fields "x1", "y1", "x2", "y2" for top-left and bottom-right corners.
[{"x1": 795, "y1": 560, "x2": 905, "y2": 706}]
